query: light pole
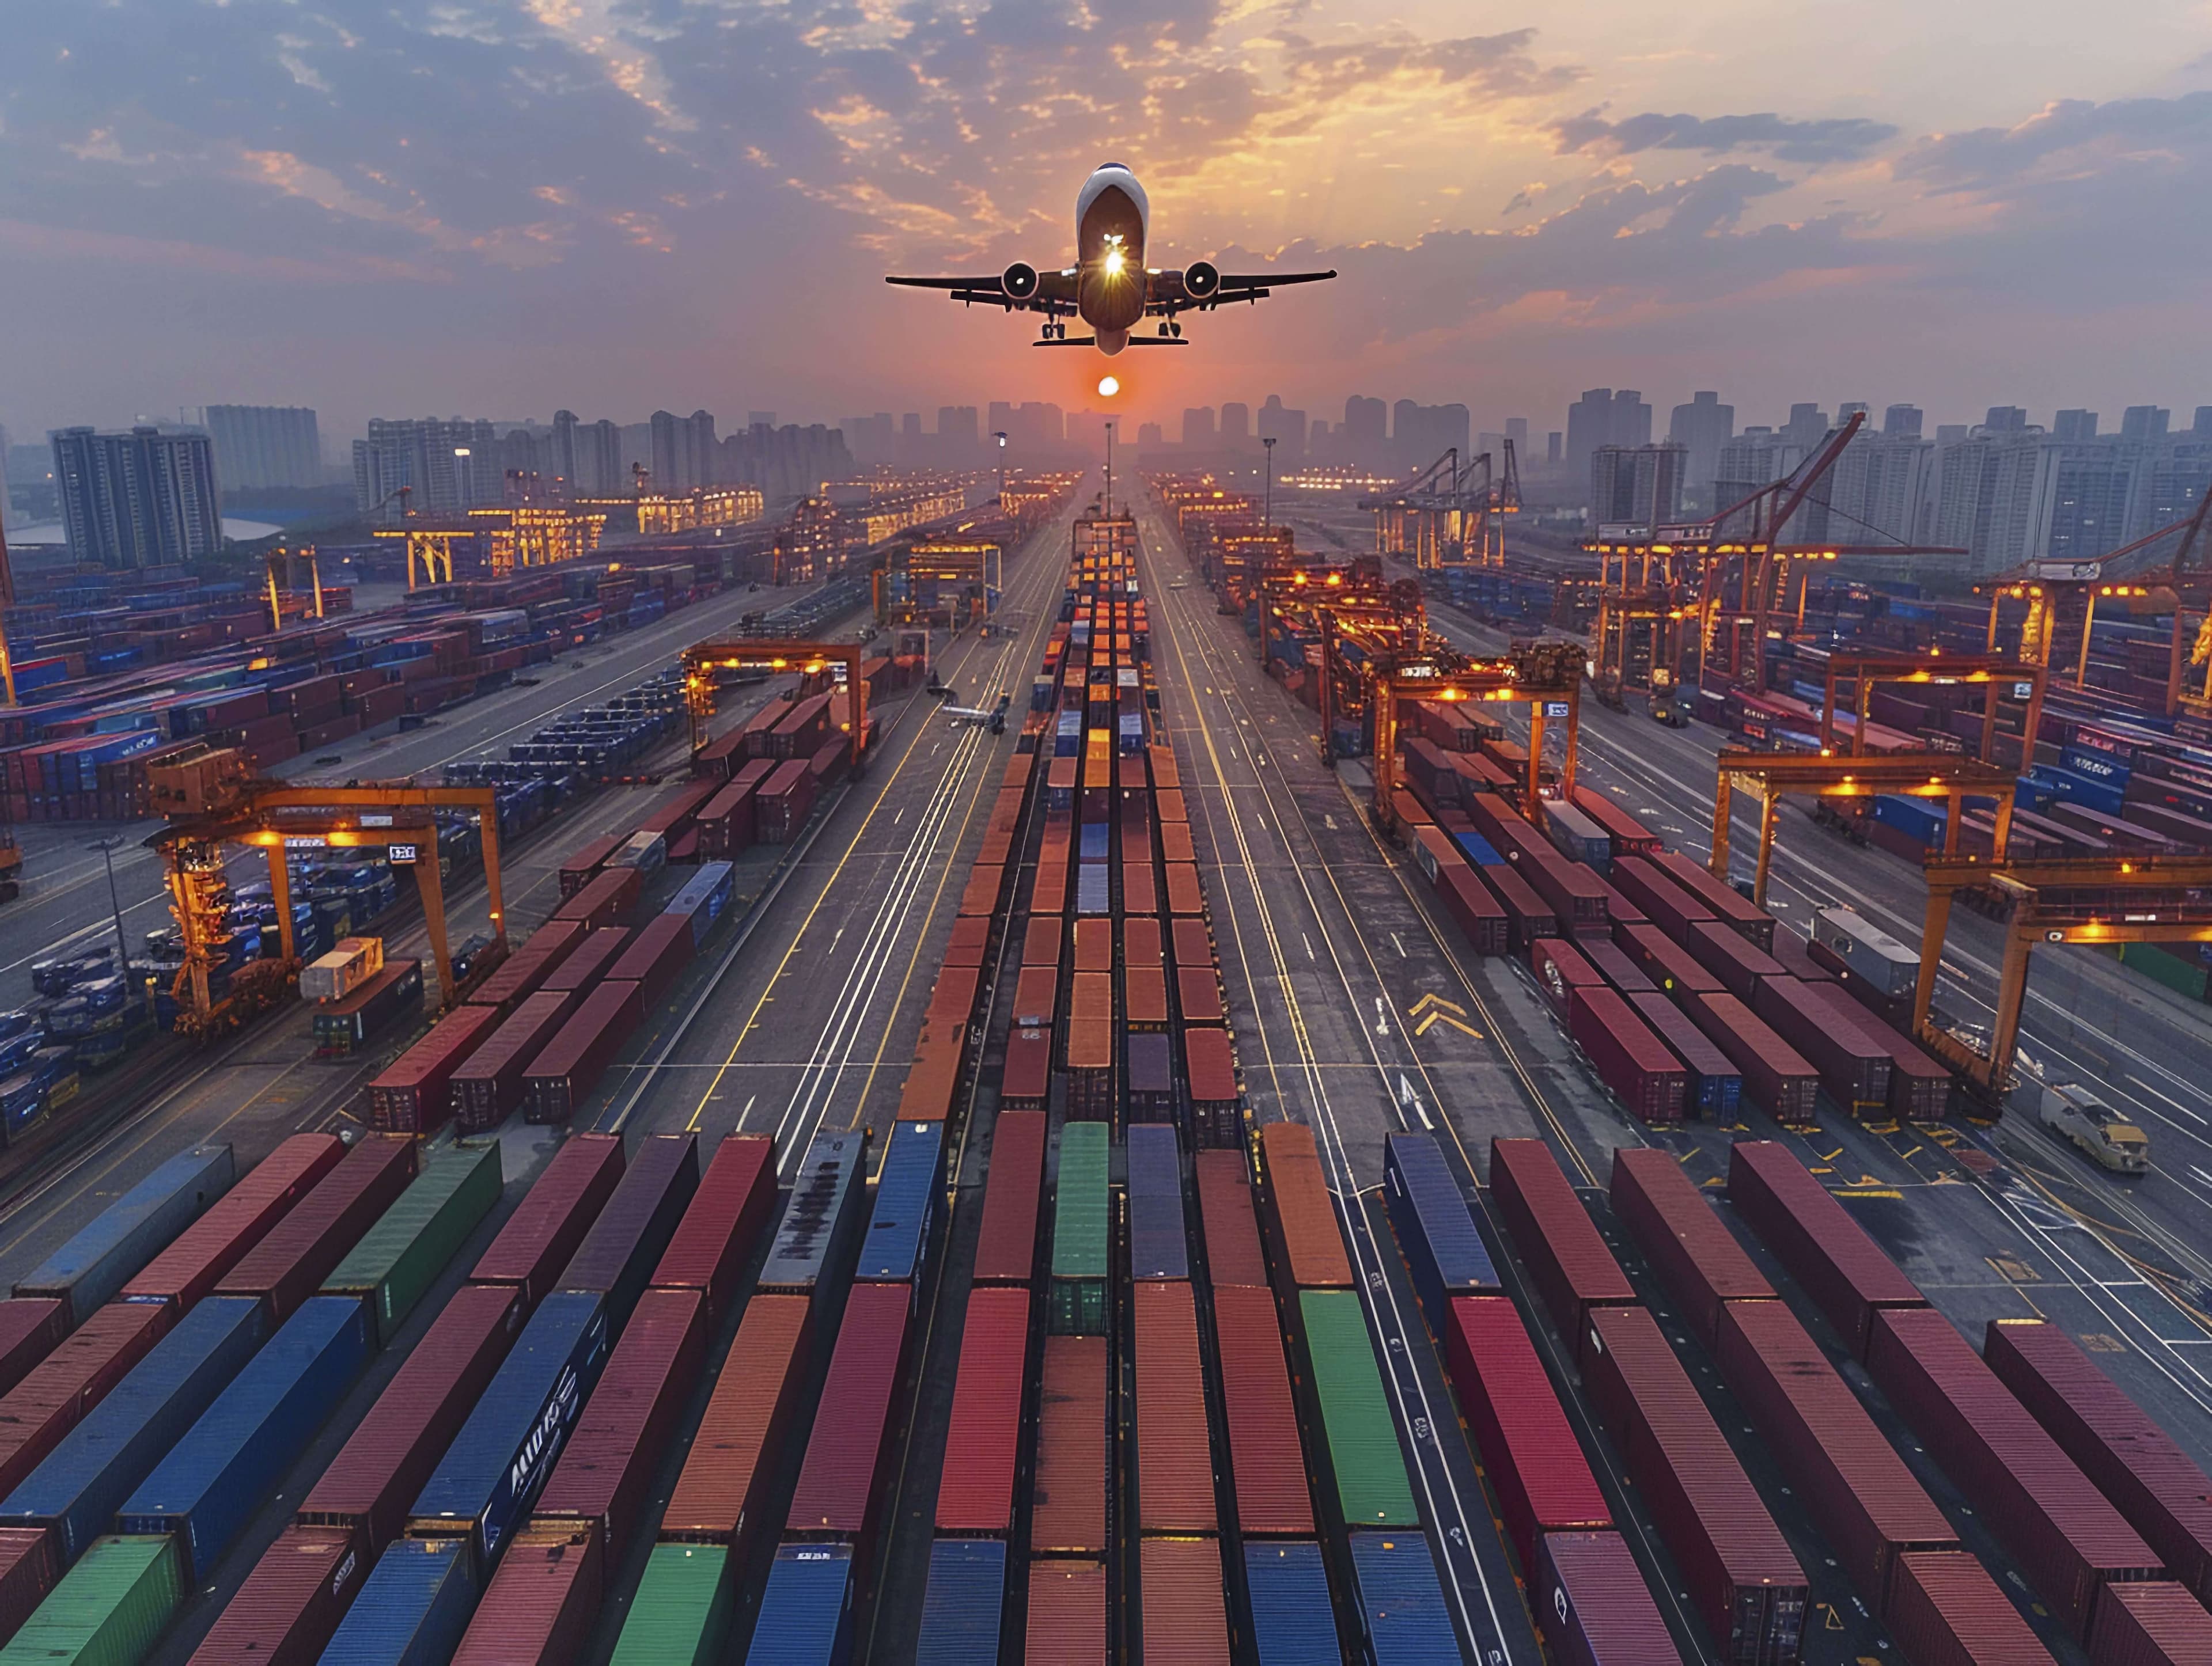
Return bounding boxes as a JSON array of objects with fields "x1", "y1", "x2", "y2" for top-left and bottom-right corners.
[
  {"x1": 91, "y1": 837, "x2": 136, "y2": 1001},
  {"x1": 1105, "y1": 421, "x2": 1115, "y2": 517},
  {"x1": 994, "y1": 431, "x2": 1008, "y2": 506},
  {"x1": 1262, "y1": 435, "x2": 1277, "y2": 532}
]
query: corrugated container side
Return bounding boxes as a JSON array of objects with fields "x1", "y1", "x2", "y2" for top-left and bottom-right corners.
[
  {"x1": 1213, "y1": 1286, "x2": 1315, "y2": 1537},
  {"x1": 0, "y1": 1308, "x2": 66, "y2": 1406},
  {"x1": 555, "y1": 1132, "x2": 699, "y2": 1328},
  {"x1": 915, "y1": 1539, "x2": 1004, "y2": 1666},
  {"x1": 1445, "y1": 1296, "x2": 1610, "y2": 1566},
  {"x1": 317, "y1": 1536, "x2": 476, "y2": 1666},
  {"x1": 122, "y1": 1133, "x2": 346, "y2": 1306},
  {"x1": 858, "y1": 1122, "x2": 944, "y2": 1285},
  {"x1": 1675, "y1": 988, "x2": 1819, "y2": 1121},
  {"x1": 1257, "y1": 1123, "x2": 1353, "y2": 1291},
  {"x1": 2087, "y1": 1581, "x2": 2212, "y2": 1666},
  {"x1": 0, "y1": 1302, "x2": 174, "y2": 1501},
  {"x1": 322, "y1": 1143, "x2": 502, "y2": 1349},
  {"x1": 934, "y1": 1289, "x2": 1029, "y2": 1536},
  {"x1": 0, "y1": 1530, "x2": 55, "y2": 1652},
  {"x1": 1126, "y1": 1124, "x2": 1189, "y2": 1281},
  {"x1": 1382, "y1": 1133, "x2": 1499, "y2": 1334},
  {"x1": 647, "y1": 1135, "x2": 775, "y2": 1314},
  {"x1": 0, "y1": 1533, "x2": 182, "y2": 1666},
  {"x1": 1608, "y1": 1147, "x2": 1772, "y2": 1351},
  {"x1": 758, "y1": 1130, "x2": 867, "y2": 1299},
  {"x1": 1196, "y1": 1152, "x2": 1268, "y2": 1289},
  {"x1": 783, "y1": 1282, "x2": 910, "y2": 1540},
  {"x1": 1347, "y1": 1531, "x2": 1461, "y2": 1665},
  {"x1": 1135, "y1": 1282, "x2": 1215, "y2": 1535},
  {"x1": 470, "y1": 1133, "x2": 625, "y2": 1307},
  {"x1": 1567, "y1": 984, "x2": 1690, "y2": 1122},
  {"x1": 1141, "y1": 1536, "x2": 1230, "y2": 1666},
  {"x1": 183, "y1": 1524, "x2": 367, "y2": 1666},
  {"x1": 1243, "y1": 1540, "x2": 1339, "y2": 1666},
  {"x1": 1050, "y1": 1124, "x2": 1109, "y2": 1335},
  {"x1": 449, "y1": 1523, "x2": 601, "y2": 1666},
  {"x1": 1031, "y1": 1335, "x2": 1108, "y2": 1555},
  {"x1": 657, "y1": 1295, "x2": 810, "y2": 1546},
  {"x1": 1487, "y1": 1137, "x2": 1635, "y2": 1347},
  {"x1": 1300, "y1": 1290, "x2": 1418, "y2": 1529},
  {"x1": 300, "y1": 1283, "x2": 526, "y2": 1550},
  {"x1": 214, "y1": 1134, "x2": 416, "y2": 1322},
  {"x1": 1026, "y1": 1558, "x2": 1106, "y2": 1666},
  {"x1": 1726, "y1": 1141, "x2": 1925, "y2": 1358},
  {"x1": 607, "y1": 1543, "x2": 730, "y2": 1666},
  {"x1": 14, "y1": 1145, "x2": 235, "y2": 1326},
  {"x1": 1884, "y1": 1551, "x2": 2056, "y2": 1666},
  {"x1": 1537, "y1": 1532, "x2": 1681, "y2": 1666},
  {"x1": 744, "y1": 1543, "x2": 853, "y2": 1665}
]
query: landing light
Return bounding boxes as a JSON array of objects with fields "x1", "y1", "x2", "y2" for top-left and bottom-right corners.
[{"x1": 1104, "y1": 249, "x2": 1125, "y2": 277}]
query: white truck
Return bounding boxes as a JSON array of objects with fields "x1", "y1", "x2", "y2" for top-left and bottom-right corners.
[{"x1": 2032, "y1": 1078, "x2": 2150, "y2": 1174}]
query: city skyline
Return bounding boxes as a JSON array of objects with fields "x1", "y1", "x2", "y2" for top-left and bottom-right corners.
[{"x1": 4, "y1": 2, "x2": 2209, "y2": 436}]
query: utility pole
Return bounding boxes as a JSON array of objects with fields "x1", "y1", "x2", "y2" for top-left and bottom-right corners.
[
  {"x1": 92, "y1": 837, "x2": 136, "y2": 1004},
  {"x1": 994, "y1": 431, "x2": 1008, "y2": 506},
  {"x1": 1263, "y1": 435, "x2": 1277, "y2": 531},
  {"x1": 1105, "y1": 422, "x2": 1115, "y2": 517}
]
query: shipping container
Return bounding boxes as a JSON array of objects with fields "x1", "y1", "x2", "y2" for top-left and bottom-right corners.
[
  {"x1": 537, "y1": 926, "x2": 632, "y2": 996},
  {"x1": 1446, "y1": 1296, "x2": 1611, "y2": 1565},
  {"x1": 1196, "y1": 1152, "x2": 1268, "y2": 1289},
  {"x1": 324, "y1": 1144, "x2": 502, "y2": 1349},
  {"x1": 1749, "y1": 977, "x2": 1892, "y2": 1111},
  {"x1": 1986, "y1": 1319, "x2": 2212, "y2": 1606},
  {"x1": 783, "y1": 1282, "x2": 910, "y2": 1542},
  {"x1": 1609, "y1": 856, "x2": 1718, "y2": 944},
  {"x1": 0, "y1": 1308, "x2": 66, "y2": 1407},
  {"x1": 1581, "y1": 1306, "x2": 1808, "y2": 1666},
  {"x1": 0, "y1": 1534, "x2": 181, "y2": 1666},
  {"x1": 1032, "y1": 1335, "x2": 1108, "y2": 1555},
  {"x1": 301, "y1": 1283, "x2": 525, "y2": 1551},
  {"x1": 558, "y1": 1132, "x2": 698, "y2": 1328},
  {"x1": 758, "y1": 1130, "x2": 867, "y2": 1304},
  {"x1": 318, "y1": 1536, "x2": 476, "y2": 1666},
  {"x1": 522, "y1": 979, "x2": 642, "y2": 1124},
  {"x1": 215, "y1": 1134, "x2": 416, "y2": 1323},
  {"x1": 1139, "y1": 1536, "x2": 1230, "y2": 1664},
  {"x1": 1347, "y1": 1531, "x2": 1461, "y2": 1665},
  {"x1": 745, "y1": 1542, "x2": 853, "y2": 1665},
  {"x1": 971, "y1": 1112, "x2": 1046, "y2": 1286},
  {"x1": 1675, "y1": 990, "x2": 1818, "y2": 1120},
  {"x1": 449, "y1": 1522, "x2": 600, "y2": 1666},
  {"x1": 0, "y1": 1303, "x2": 175, "y2": 1501},
  {"x1": 1811, "y1": 909, "x2": 1918, "y2": 1000},
  {"x1": 1625, "y1": 994, "x2": 1743, "y2": 1120},
  {"x1": 858, "y1": 1122, "x2": 943, "y2": 1286},
  {"x1": 1883, "y1": 1551, "x2": 2055, "y2": 1666},
  {"x1": 1614, "y1": 924, "x2": 1724, "y2": 998},
  {"x1": 122, "y1": 1133, "x2": 346, "y2": 1307},
  {"x1": 1300, "y1": 1290, "x2": 1418, "y2": 1529},
  {"x1": 914, "y1": 1539, "x2": 1003, "y2": 1666},
  {"x1": 1726, "y1": 1141, "x2": 1925, "y2": 1358},
  {"x1": 1127, "y1": 1124, "x2": 1188, "y2": 1281},
  {"x1": 407, "y1": 1291, "x2": 612, "y2": 1574},
  {"x1": 607, "y1": 1543, "x2": 730, "y2": 1666},
  {"x1": 2086, "y1": 1580, "x2": 2212, "y2": 1666},
  {"x1": 1258, "y1": 1122, "x2": 1352, "y2": 1292},
  {"x1": 657, "y1": 1295, "x2": 810, "y2": 1548},
  {"x1": 14, "y1": 1145, "x2": 235, "y2": 1329},
  {"x1": 1127, "y1": 1032, "x2": 1177, "y2": 1122},
  {"x1": 1213, "y1": 1286, "x2": 1314, "y2": 1536},
  {"x1": 1051, "y1": 1124, "x2": 1109, "y2": 1335},
  {"x1": 313, "y1": 961, "x2": 425, "y2": 1056},
  {"x1": 1684, "y1": 921, "x2": 1787, "y2": 1005},
  {"x1": 533, "y1": 1288, "x2": 703, "y2": 1561},
  {"x1": 1652, "y1": 852, "x2": 1777, "y2": 950},
  {"x1": 471, "y1": 1133, "x2": 624, "y2": 1309},
  {"x1": 0, "y1": 1530, "x2": 55, "y2": 1653},
  {"x1": 370, "y1": 1005, "x2": 503, "y2": 1134},
  {"x1": 184, "y1": 1523, "x2": 365, "y2": 1666},
  {"x1": 1536, "y1": 1532, "x2": 1680, "y2": 1666},
  {"x1": 1580, "y1": 937, "x2": 1658, "y2": 998},
  {"x1": 1488, "y1": 1138, "x2": 1636, "y2": 1346},
  {"x1": 649, "y1": 1134, "x2": 775, "y2": 1315},
  {"x1": 1608, "y1": 1148, "x2": 1771, "y2": 1350},
  {"x1": 1134, "y1": 1282, "x2": 1215, "y2": 1535},
  {"x1": 1569, "y1": 985, "x2": 1689, "y2": 1122},
  {"x1": 1027, "y1": 1557, "x2": 1106, "y2": 1666},
  {"x1": 0, "y1": 1296, "x2": 264, "y2": 1566},
  {"x1": 1382, "y1": 1133, "x2": 1499, "y2": 1334},
  {"x1": 1532, "y1": 938, "x2": 1607, "y2": 1017},
  {"x1": 451, "y1": 991, "x2": 577, "y2": 1132},
  {"x1": 468, "y1": 921, "x2": 585, "y2": 1014},
  {"x1": 1866, "y1": 1306, "x2": 2158, "y2": 1638},
  {"x1": 1184, "y1": 1028, "x2": 1242, "y2": 1149},
  {"x1": 1244, "y1": 1540, "x2": 1339, "y2": 1666},
  {"x1": 934, "y1": 1289, "x2": 1028, "y2": 1536}
]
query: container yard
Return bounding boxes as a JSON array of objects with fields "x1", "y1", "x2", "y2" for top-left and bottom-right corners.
[{"x1": 0, "y1": 458, "x2": 2204, "y2": 1666}]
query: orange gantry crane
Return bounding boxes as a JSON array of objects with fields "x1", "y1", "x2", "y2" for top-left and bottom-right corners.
[
  {"x1": 1359, "y1": 444, "x2": 1520, "y2": 569},
  {"x1": 681, "y1": 637, "x2": 869, "y2": 767},
  {"x1": 1358, "y1": 639, "x2": 1586, "y2": 830}
]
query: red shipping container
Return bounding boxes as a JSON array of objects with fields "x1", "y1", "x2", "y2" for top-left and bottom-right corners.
[
  {"x1": 1184, "y1": 1029, "x2": 1241, "y2": 1148},
  {"x1": 1537, "y1": 1532, "x2": 1680, "y2": 1666},
  {"x1": 1579, "y1": 936, "x2": 1656, "y2": 996},
  {"x1": 1609, "y1": 856, "x2": 1717, "y2": 945},
  {"x1": 1196, "y1": 1151, "x2": 1268, "y2": 1289},
  {"x1": 1028, "y1": 1560, "x2": 1107, "y2": 1666},
  {"x1": 1031, "y1": 1335, "x2": 1108, "y2": 1555},
  {"x1": 1514, "y1": 842, "x2": 1612, "y2": 937},
  {"x1": 1751, "y1": 977, "x2": 1892, "y2": 1110},
  {"x1": 1581, "y1": 1307, "x2": 1809, "y2": 1665},
  {"x1": 2088, "y1": 1581, "x2": 2212, "y2": 1666},
  {"x1": 1177, "y1": 966, "x2": 1225, "y2": 1024},
  {"x1": 451, "y1": 990, "x2": 579, "y2": 1132},
  {"x1": 0, "y1": 1301, "x2": 173, "y2": 1496},
  {"x1": 1567, "y1": 985, "x2": 1688, "y2": 1123},
  {"x1": 1487, "y1": 1138, "x2": 1635, "y2": 1346},
  {"x1": 558, "y1": 836, "x2": 621, "y2": 898},
  {"x1": 1676, "y1": 988, "x2": 1819, "y2": 1120},
  {"x1": 522, "y1": 980, "x2": 643, "y2": 1124},
  {"x1": 1867, "y1": 1307, "x2": 2158, "y2": 1638},
  {"x1": 300, "y1": 1283, "x2": 524, "y2": 1549},
  {"x1": 999, "y1": 1028, "x2": 1051, "y2": 1112},
  {"x1": 1165, "y1": 863, "x2": 1205, "y2": 916},
  {"x1": 753, "y1": 758, "x2": 818, "y2": 843},
  {"x1": 648, "y1": 1135, "x2": 775, "y2": 1314},
  {"x1": 960, "y1": 865, "x2": 1004, "y2": 919},
  {"x1": 1484, "y1": 857, "x2": 1558, "y2": 947},
  {"x1": 1653, "y1": 852, "x2": 1777, "y2": 951},
  {"x1": 1435, "y1": 866, "x2": 1509, "y2": 955},
  {"x1": 370, "y1": 1004, "x2": 502, "y2": 1134},
  {"x1": 1986, "y1": 1319, "x2": 2212, "y2": 1607},
  {"x1": 785, "y1": 1281, "x2": 910, "y2": 1540},
  {"x1": 539, "y1": 926, "x2": 634, "y2": 996},
  {"x1": 1532, "y1": 938, "x2": 1605, "y2": 1016},
  {"x1": 945, "y1": 916, "x2": 991, "y2": 968},
  {"x1": 604, "y1": 914, "x2": 694, "y2": 1009},
  {"x1": 450, "y1": 1523, "x2": 601, "y2": 1666},
  {"x1": 184, "y1": 1524, "x2": 368, "y2": 1666},
  {"x1": 1211, "y1": 1285, "x2": 1313, "y2": 1535},
  {"x1": 1257, "y1": 1123, "x2": 1351, "y2": 1290},
  {"x1": 1884, "y1": 1551, "x2": 2056, "y2": 1666},
  {"x1": 468, "y1": 920, "x2": 586, "y2": 1012},
  {"x1": 1614, "y1": 923, "x2": 1723, "y2": 997},
  {"x1": 0, "y1": 1304, "x2": 67, "y2": 1399},
  {"x1": 534, "y1": 1288, "x2": 704, "y2": 1560},
  {"x1": 972, "y1": 1111, "x2": 1047, "y2": 1286},
  {"x1": 1134, "y1": 1282, "x2": 1216, "y2": 1534},
  {"x1": 1726, "y1": 1141, "x2": 1925, "y2": 1358},
  {"x1": 216, "y1": 1134, "x2": 416, "y2": 1322},
  {"x1": 550, "y1": 864, "x2": 642, "y2": 930},
  {"x1": 1608, "y1": 1148, "x2": 1772, "y2": 1350},
  {"x1": 1169, "y1": 919, "x2": 1211, "y2": 971},
  {"x1": 0, "y1": 1528, "x2": 56, "y2": 1652},
  {"x1": 934, "y1": 1288, "x2": 1029, "y2": 1535},
  {"x1": 1141, "y1": 1536, "x2": 1230, "y2": 1666},
  {"x1": 470, "y1": 1133, "x2": 625, "y2": 1306},
  {"x1": 1685, "y1": 920, "x2": 1787, "y2": 1004},
  {"x1": 122, "y1": 1133, "x2": 346, "y2": 1306},
  {"x1": 1445, "y1": 1296, "x2": 1611, "y2": 1566},
  {"x1": 657, "y1": 1295, "x2": 811, "y2": 1546}
]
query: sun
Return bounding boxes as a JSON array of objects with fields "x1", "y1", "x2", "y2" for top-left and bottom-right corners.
[{"x1": 1097, "y1": 375, "x2": 1120, "y2": 399}]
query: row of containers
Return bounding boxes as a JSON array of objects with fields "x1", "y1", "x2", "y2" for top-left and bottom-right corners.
[{"x1": 1394, "y1": 708, "x2": 1959, "y2": 1126}]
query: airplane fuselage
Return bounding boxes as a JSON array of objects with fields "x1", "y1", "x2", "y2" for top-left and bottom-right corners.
[{"x1": 1075, "y1": 164, "x2": 1148, "y2": 355}]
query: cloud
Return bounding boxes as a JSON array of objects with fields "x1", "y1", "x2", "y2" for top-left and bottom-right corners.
[
  {"x1": 1551, "y1": 109, "x2": 1900, "y2": 164},
  {"x1": 1896, "y1": 91, "x2": 2212, "y2": 192}
]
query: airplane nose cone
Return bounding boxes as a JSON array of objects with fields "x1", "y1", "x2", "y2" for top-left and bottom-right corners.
[{"x1": 1096, "y1": 329, "x2": 1128, "y2": 356}]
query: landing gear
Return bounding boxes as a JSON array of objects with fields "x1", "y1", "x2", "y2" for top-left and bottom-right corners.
[
  {"x1": 1039, "y1": 320, "x2": 1067, "y2": 342},
  {"x1": 1155, "y1": 321, "x2": 1184, "y2": 339}
]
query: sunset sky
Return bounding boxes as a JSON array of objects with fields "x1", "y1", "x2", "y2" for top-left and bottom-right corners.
[{"x1": 6, "y1": 0, "x2": 2210, "y2": 441}]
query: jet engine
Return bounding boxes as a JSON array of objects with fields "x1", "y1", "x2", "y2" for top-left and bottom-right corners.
[
  {"x1": 1001, "y1": 261, "x2": 1040, "y2": 301},
  {"x1": 1181, "y1": 260, "x2": 1220, "y2": 299}
]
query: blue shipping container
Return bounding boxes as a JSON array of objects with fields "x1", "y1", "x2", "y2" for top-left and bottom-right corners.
[
  {"x1": 857, "y1": 1122, "x2": 944, "y2": 1285},
  {"x1": 407, "y1": 1291, "x2": 610, "y2": 1572},
  {"x1": 1245, "y1": 1540, "x2": 1340, "y2": 1666},
  {"x1": 558, "y1": 1133, "x2": 697, "y2": 1330},
  {"x1": 1382, "y1": 1133, "x2": 1498, "y2": 1330},
  {"x1": 913, "y1": 1539, "x2": 1004, "y2": 1666},
  {"x1": 759, "y1": 1131, "x2": 868, "y2": 1301},
  {"x1": 1455, "y1": 833, "x2": 1503, "y2": 867},
  {"x1": 745, "y1": 1543, "x2": 854, "y2": 1666},
  {"x1": 2039, "y1": 765, "x2": 2128, "y2": 818},
  {"x1": 1125, "y1": 1124, "x2": 1188, "y2": 1281},
  {"x1": 1870, "y1": 794, "x2": 1944, "y2": 845},
  {"x1": 0, "y1": 1296, "x2": 264, "y2": 1563},
  {"x1": 14, "y1": 1144, "x2": 236, "y2": 1326},
  {"x1": 665, "y1": 862, "x2": 737, "y2": 946},
  {"x1": 320, "y1": 1536, "x2": 478, "y2": 1666},
  {"x1": 2061, "y1": 745, "x2": 2129, "y2": 786},
  {"x1": 1075, "y1": 865, "x2": 1109, "y2": 916},
  {"x1": 118, "y1": 1295, "x2": 370, "y2": 1578},
  {"x1": 1078, "y1": 823, "x2": 1109, "y2": 863},
  {"x1": 1349, "y1": 1531, "x2": 1461, "y2": 1665}
]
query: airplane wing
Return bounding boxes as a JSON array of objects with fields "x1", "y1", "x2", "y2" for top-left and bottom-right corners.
[
  {"x1": 885, "y1": 271, "x2": 1078, "y2": 318},
  {"x1": 1148, "y1": 267, "x2": 1336, "y2": 316}
]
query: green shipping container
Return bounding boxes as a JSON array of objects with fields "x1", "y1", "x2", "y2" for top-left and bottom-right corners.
[
  {"x1": 321, "y1": 1143, "x2": 502, "y2": 1346},
  {"x1": 609, "y1": 1543, "x2": 731, "y2": 1665},
  {"x1": 2114, "y1": 941, "x2": 2209, "y2": 1001},
  {"x1": 1048, "y1": 1124, "x2": 1108, "y2": 1337},
  {"x1": 1299, "y1": 1290, "x2": 1419, "y2": 1528},
  {"x1": 0, "y1": 1535, "x2": 183, "y2": 1666}
]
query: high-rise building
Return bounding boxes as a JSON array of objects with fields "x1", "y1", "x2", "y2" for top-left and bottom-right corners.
[
  {"x1": 1257, "y1": 396, "x2": 1307, "y2": 464},
  {"x1": 2052, "y1": 409, "x2": 2099, "y2": 443},
  {"x1": 586, "y1": 420, "x2": 623, "y2": 494},
  {"x1": 1392, "y1": 401, "x2": 1471, "y2": 470},
  {"x1": 551, "y1": 411, "x2": 579, "y2": 489},
  {"x1": 1220, "y1": 403, "x2": 1251, "y2": 448},
  {"x1": 194, "y1": 405, "x2": 321, "y2": 491},
  {"x1": 1506, "y1": 418, "x2": 1529, "y2": 449},
  {"x1": 1782, "y1": 403, "x2": 1830, "y2": 453},
  {"x1": 2195, "y1": 408, "x2": 2212, "y2": 439},
  {"x1": 2121, "y1": 405, "x2": 2171, "y2": 446},
  {"x1": 1547, "y1": 432, "x2": 1563, "y2": 466},
  {"x1": 1666, "y1": 392, "x2": 1734, "y2": 504},
  {"x1": 649, "y1": 411, "x2": 685, "y2": 492},
  {"x1": 51, "y1": 426, "x2": 224, "y2": 568},
  {"x1": 1931, "y1": 427, "x2": 2058, "y2": 574},
  {"x1": 1181, "y1": 407, "x2": 1217, "y2": 449},
  {"x1": 352, "y1": 417, "x2": 500, "y2": 513},
  {"x1": 1589, "y1": 444, "x2": 1685, "y2": 530},
  {"x1": 2046, "y1": 449, "x2": 2137, "y2": 563},
  {"x1": 1821, "y1": 427, "x2": 1932, "y2": 549},
  {"x1": 688, "y1": 411, "x2": 719, "y2": 487},
  {"x1": 748, "y1": 411, "x2": 777, "y2": 430},
  {"x1": 1565, "y1": 389, "x2": 1651, "y2": 492},
  {"x1": 1342, "y1": 396, "x2": 1387, "y2": 465},
  {"x1": 1983, "y1": 405, "x2": 2030, "y2": 433},
  {"x1": 1138, "y1": 422, "x2": 1164, "y2": 448},
  {"x1": 1883, "y1": 404, "x2": 1923, "y2": 439},
  {"x1": 937, "y1": 406, "x2": 979, "y2": 461}
]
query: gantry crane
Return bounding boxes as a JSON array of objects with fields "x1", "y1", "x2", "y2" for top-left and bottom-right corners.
[
  {"x1": 681, "y1": 637, "x2": 870, "y2": 766},
  {"x1": 263, "y1": 544, "x2": 327, "y2": 632},
  {"x1": 1359, "y1": 445, "x2": 1520, "y2": 570},
  {"x1": 0, "y1": 509, "x2": 16, "y2": 706}
]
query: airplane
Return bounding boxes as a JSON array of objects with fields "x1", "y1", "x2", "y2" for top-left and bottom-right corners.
[
  {"x1": 945, "y1": 694, "x2": 1012, "y2": 735},
  {"x1": 887, "y1": 162, "x2": 1336, "y2": 356}
]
